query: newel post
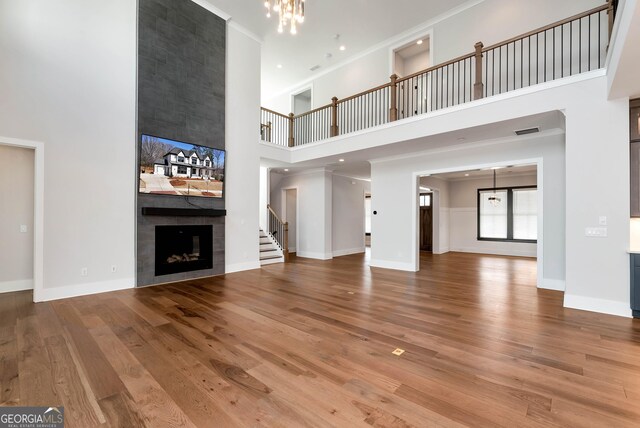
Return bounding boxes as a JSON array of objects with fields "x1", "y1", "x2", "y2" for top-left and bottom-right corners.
[
  {"x1": 288, "y1": 113, "x2": 295, "y2": 147},
  {"x1": 473, "y1": 42, "x2": 484, "y2": 100},
  {"x1": 389, "y1": 74, "x2": 398, "y2": 122},
  {"x1": 330, "y1": 97, "x2": 339, "y2": 137},
  {"x1": 283, "y1": 222, "x2": 290, "y2": 262}
]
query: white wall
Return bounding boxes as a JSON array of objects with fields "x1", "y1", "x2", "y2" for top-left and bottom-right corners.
[
  {"x1": 371, "y1": 132, "x2": 566, "y2": 285},
  {"x1": 0, "y1": 146, "x2": 34, "y2": 292},
  {"x1": 332, "y1": 175, "x2": 370, "y2": 257},
  {"x1": 0, "y1": 0, "x2": 137, "y2": 300},
  {"x1": 270, "y1": 169, "x2": 333, "y2": 259},
  {"x1": 448, "y1": 174, "x2": 538, "y2": 257},
  {"x1": 0, "y1": 1, "x2": 262, "y2": 297},
  {"x1": 263, "y1": 0, "x2": 603, "y2": 111},
  {"x1": 225, "y1": 26, "x2": 262, "y2": 273}
]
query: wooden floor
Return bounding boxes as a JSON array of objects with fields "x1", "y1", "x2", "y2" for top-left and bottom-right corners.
[{"x1": 3, "y1": 252, "x2": 640, "y2": 427}]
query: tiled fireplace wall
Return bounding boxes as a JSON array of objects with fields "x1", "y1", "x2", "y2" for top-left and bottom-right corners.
[{"x1": 137, "y1": 0, "x2": 226, "y2": 287}]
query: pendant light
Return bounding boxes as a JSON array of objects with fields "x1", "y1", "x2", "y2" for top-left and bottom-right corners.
[{"x1": 488, "y1": 169, "x2": 502, "y2": 207}]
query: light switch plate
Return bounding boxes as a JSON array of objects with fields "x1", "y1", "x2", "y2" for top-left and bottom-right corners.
[
  {"x1": 585, "y1": 227, "x2": 607, "y2": 238},
  {"x1": 599, "y1": 216, "x2": 607, "y2": 226}
]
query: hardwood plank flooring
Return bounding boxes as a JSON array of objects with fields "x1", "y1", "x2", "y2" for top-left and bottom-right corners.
[{"x1": 3, "y1": 251, "x2": 640, "y2": 427}]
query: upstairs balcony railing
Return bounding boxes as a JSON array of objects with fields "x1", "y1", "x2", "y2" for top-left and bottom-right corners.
[{"x1": 260, "y1": 1, "x2": 617, "y2": 148}]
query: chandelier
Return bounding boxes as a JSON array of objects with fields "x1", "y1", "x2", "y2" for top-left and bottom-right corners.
[
  {"x1": 488, "y1": 169, "x2": 502, "y2": 207},
  {"x1": 264, "y1": 0, "x2": 305, "y2": 35}
]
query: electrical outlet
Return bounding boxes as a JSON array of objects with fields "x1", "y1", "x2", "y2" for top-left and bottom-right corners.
[
  {"x1": 80, "y1": 267, "x2": 88, "y2": 277},
  {"x1": 599, "y1": 216, "x2": 607, "y2": 226},
  {"x1": 19, "y1": 225, "x2": 27, "y2": 233},
  {"x1": 110, "y1": 265, "x2": 117, "y2": 273}
]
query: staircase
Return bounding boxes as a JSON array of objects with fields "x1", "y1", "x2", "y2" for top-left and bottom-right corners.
[{"x1": 259, "y1": 228, "x2": 285, "y2": 265}]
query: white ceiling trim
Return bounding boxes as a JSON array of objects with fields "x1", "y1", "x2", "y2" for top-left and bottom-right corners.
[
  {"x1": 191, "y1": 0, "x2": 231, "y2": 21},
  {"x1": 264, "y1": 0, "x2": 486, "y2": 103},
  {"x1": 228, "y1": 20, "x2": 264, "y2": 44}
]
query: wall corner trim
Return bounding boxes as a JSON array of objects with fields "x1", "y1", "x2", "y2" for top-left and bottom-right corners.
[
  {"x1": 0, "y1": 279, "x2": 34, "y2": 294},
  {"x1": 369, "y1": 259, "x2": 417, "y2": 272},
  {"x1": 333, "y1": 247, "x2": 366, "y2": 257},
  {"x1": 225, "y1": 261, "x2": 261, "y2": 274},
  {"x1": 539, "y1": 278, "x2": 565, "y2": 291},
  {"x1": 35, "y1": 278, "x2": 135, "y2": 302},
  {"x1": 563, "y1": 294, "x2": 632, "y2": 318}
]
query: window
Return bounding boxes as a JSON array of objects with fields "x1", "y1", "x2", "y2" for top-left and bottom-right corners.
[
  {"x1": 177, "y1": 166, "x2": 187, "y2": 174},
  {"x1": 364, "y1": 196, "x2": 371, "y2": 235},
  {"x1": 177, "y1": 156, "x2": 185, "y2": 163},
  {"x1": 419, "y1": 194, "x2": 431, "y2": 207},
  {"x1": 478, "y1": 186, "x2": 537, "y2": 242},
  {"x1": 205, "y1": 160, "x2": 210, "y2": 167},
  {"x1": 513, "y1": 189, "x2": 537, "y2": 240},
  {"x1": 191, "y1": 157, "x2": 197, "y2": 165}
]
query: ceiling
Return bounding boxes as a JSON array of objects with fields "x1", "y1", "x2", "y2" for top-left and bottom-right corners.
[
  {"x1": 204, "y1": 0, "x2": 470, "y2": 100},
  {"x1": 430, "y1": 164, "x2": 537, "y2": 181}
]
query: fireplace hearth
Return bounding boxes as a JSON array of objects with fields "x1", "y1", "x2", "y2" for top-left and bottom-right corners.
[{"x1": 155, "y1": 225, "x2": 213, "y2": 276}]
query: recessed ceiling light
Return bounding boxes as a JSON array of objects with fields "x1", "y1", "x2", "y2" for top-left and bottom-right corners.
[
  {"x1": 277, "y1": 64, "x2": 282, "y2": 69},
  {"x1": 284, "y1": 168, "x2": 289, "y2": 172},
  {"x1": 416, "y1": 39, "x2": 423, "y2": 45},
  {"x1": 339, "y1": 45, "x2": 346, "y2": 51},
  {"x1": 339, "y1": 159, "x2": 345, "y2": 162},
  {"x1": 465, "y1": 173, "x2": 470, "y2": 177}
]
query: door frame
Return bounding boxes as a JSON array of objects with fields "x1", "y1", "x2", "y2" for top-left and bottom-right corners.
[
  {"x1": 280, "y1": 186, "x2": 300, "y2": 253},
  {"x1": 290, "y1": 84, "x2": 314, "y2": 115},
  {"x1": 412, "y1": 157, "x2": 544, "y2": 289},
  {"x1": 0, "y1": 135, "x2": 45, "y2": 302}
]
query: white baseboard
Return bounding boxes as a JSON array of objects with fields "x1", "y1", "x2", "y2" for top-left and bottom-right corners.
[
  {"x1": 539, "y1": 278, "x2": 565, "y2": 291},
  {"x1": 369, "y1": 259, "x2": 417, "y2": 272},
  {"x1": 225, "y1": 261, "x2": 261, "y2": 274},
  {"x1": 35, "y1": 277, "x2": 134, "y2": 302},
  {"x1": 433, "y1": 247, "x2": 450, "y2": 255},
  {"x1": 449, "y1": 247, "x2": 537, "y2": 258},
  {"x1": 564, "y1": 294, "x2": 632, "y2": 318},
  {"x1": 0, "y1": 279, "x2": 34, "y2": 294},
  {"x1": 296, "y1": 251, "x2": 333, "y2": 260},
  {"x1": 332, "y1": 247, "x2": 365, "y2": 257},
  {"x1": 289, "y1": 246, "x2": 296, "y2": 252}
]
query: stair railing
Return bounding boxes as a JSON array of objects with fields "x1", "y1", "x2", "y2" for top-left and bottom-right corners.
[
  {"x1": 260, "y1": 1, "x2": 616, "y2": 147},
  {"x1": 267, "y1": 204, "x2": 289, "y2": 262}
]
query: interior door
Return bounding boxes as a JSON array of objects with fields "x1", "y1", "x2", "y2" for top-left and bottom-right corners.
[{"x1": 419, "y1": 195, "x2": 433, "y2": 252}]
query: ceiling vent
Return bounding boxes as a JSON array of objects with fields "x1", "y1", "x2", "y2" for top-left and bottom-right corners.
[
  {"x1": 310, "y1": 65, "x2": 321, "y2": 72},
  {"x1": 515, "y1": 127, "x2": 540, "y2": 136}
]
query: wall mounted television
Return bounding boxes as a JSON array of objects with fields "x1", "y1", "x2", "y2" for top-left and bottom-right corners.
[{"x1": 139, "y1": 134, "x2": 225, "y2": 199}]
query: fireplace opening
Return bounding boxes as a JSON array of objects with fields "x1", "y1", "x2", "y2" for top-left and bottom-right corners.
[{"x1": 155, "y1": 225, "x2": 213, "y2": 276}]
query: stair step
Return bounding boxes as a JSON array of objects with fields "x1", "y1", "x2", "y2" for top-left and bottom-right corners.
[{"x1": 260, "y1": 255, "x2": 283, "y2": 261}]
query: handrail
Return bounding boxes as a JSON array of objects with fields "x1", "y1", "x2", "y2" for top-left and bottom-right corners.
[
  {"x1": 482, "y1": 4, "x2": 608, "y2": 52},
  {"x1": 396, "y1": 52, "x2": 476, "y2": 83},
  {"x1": 260, "y1": 2, "x2": 616, "y2": 148},
  {"x1": 261, "y1": 107, "x2": 290, "y2": 119},
  {"x1": 337, "y1": 82, "x2": 392, "y2": 104},
  {"x1": 294, "y1": 103, "x2": 332, "y2": 119},
  {"x1": 267, "y1": 204, "x2": 285, "y2": 224},
  {"x1": 266, "y1": 204, "x2": 289, "y2": 262}
]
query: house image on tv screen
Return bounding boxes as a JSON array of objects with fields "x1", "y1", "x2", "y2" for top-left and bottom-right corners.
[{"x1": 139, "y1": 135, "x2": 225, "y2": 198}]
